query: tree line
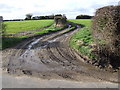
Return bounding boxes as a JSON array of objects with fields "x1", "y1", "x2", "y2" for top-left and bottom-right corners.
[
  {"x1": 2, "y1": 14, "x2": 93, "y2": 21},
  {"x1": 76, "y1": 15, "x2": 93, "y2": 19},
  {"x1": 25, "y1": 14, "x2": 54, "y2": 20}
]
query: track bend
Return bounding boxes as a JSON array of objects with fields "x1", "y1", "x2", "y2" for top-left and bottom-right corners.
[{"x1": 2, "y1": 25, "x2": 119, "y2": 83}]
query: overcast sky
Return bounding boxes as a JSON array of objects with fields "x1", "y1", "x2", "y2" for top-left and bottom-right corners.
[{"x1": 0, "y1": 0, "x2": 119, "y2": 20}]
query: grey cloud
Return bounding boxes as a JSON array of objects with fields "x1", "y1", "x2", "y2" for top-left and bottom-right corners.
[
  {"x1": 33, "y1": 4, "x2": 45, "y2": 8},
  {"x1": 71, "y1": 8, "x2": 88, "y2": 13},
  {"x1": 0, "y1": 4, "x2": 23, "y2": 14},
  {"x1": 0, "y1": 3, "x2": 22, "y2": 11},
  {"x1": 91, "y1": 4, "x2": 103, "y2": 9},
  {"x1": 90, "y1": 2, "x2": 118, "y2": 10},
  {"x1": 0, "y1": 10, "x2": 12, "y2": 13},
  {"x1": 0, "y1": 4, "x2": 14, "y2": 9},
  {"x1": 108, "y1": 1, "x2": 119, "y2": 5},
  {"x1": 32, "y1": 9, "x2": 68, "y2": 15},
  {"x1": 32, "y1": 7, "x2": 91, "y2": 17}
]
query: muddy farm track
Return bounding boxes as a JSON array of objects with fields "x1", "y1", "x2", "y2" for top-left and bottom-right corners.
[{"x1": 2, "y1": 26, "x2": 119, "y2": 84}]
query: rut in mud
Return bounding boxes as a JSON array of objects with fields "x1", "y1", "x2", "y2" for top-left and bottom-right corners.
[{"x1": 2, "y1": 25, "x2": 119, "y2": 83}]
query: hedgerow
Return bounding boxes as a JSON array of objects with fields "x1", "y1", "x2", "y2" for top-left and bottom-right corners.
[{"x1": 92, "y1": 6, "x2": 120, "y2": 69}]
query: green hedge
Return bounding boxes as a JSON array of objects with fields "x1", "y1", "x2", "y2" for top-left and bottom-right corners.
[{"x1": 92, "y1": 6, "x2": 120, "y2": 69}]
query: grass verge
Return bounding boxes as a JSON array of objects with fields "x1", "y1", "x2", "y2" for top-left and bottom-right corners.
[{"x1": 69, "y1": 19, "x2": 96, "y2": 59}]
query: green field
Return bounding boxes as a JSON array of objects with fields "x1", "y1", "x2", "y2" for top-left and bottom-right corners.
[
  {"x1": 2, "y1": 20, "x2": 76, "y2": 50},
  {"x1": 2, "y1": 20, "x2": 55, "y2": 49},
  {"x1": 2, "y1": 19, "x2": 93, "y2": 53},
  {"x1": 69, "y1": 19, "x2": 96, "y2": 59},
  {"x1": 69, "y1": 19, "x2": 91, "y2": 27},
  {"x1": 3, "y1": 20, "x2": 54, "y2": 34}
]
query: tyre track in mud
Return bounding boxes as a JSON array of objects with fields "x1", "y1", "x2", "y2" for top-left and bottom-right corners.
[{"x1": 2, "y1": 25, "x2": 119, "y2": 83}]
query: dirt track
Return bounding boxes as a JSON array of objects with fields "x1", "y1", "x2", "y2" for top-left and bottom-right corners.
[{"x1": 2, "y1": 25, "x2": 119, "y2": 83}]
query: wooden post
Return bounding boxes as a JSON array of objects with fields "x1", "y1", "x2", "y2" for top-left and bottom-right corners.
[{"x1": 0, "y1": 16, "x2": 3, "y2": 35}]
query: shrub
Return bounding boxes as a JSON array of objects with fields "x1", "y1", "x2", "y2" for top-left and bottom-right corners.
[{"x1": 92, "y1": 6, "x2": 120, "y2": 69}]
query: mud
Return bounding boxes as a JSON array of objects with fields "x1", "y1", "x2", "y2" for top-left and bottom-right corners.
[{"x1": 2, "y1": 25, "x2": 119, "y2": 83}]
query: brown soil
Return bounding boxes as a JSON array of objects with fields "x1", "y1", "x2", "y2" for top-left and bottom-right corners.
[{"x1": 2, "y1": 26, "x2": 119, "y2": 83}]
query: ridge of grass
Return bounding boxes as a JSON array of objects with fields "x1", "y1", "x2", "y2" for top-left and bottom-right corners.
[{"x1": 69, "y1": 19, "x2": 96, "y2": 59}]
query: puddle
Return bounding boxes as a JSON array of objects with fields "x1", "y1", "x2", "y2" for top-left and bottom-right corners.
[
  {"x1": 19, "y1": 38, "x2": 43, "y2": 58},
  {"x1": 36, "y1": 45, "x2": 47, "y2": 49},
  {"x1": 68, "y1": 25, "x2": 71, "y2": 28},
  {"x1": 28, "y1": 38, "x2": 43, "y2": 50},
  {"x1": 20, "y1": 24, "x2": 73, "y2": 57},
  {"x1": 48, "y1": 39, "x2": 57, "y2": 43}
]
